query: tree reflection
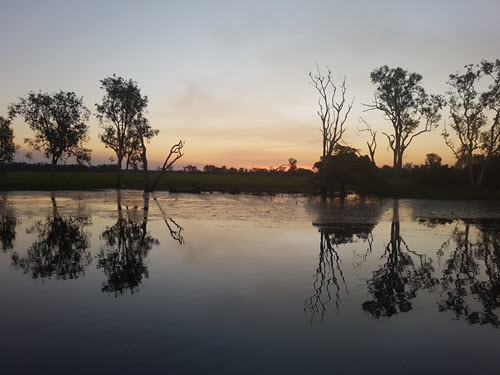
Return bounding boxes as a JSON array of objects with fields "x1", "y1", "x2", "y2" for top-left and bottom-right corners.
[
  {"x1": 305, "y1": 223, "x2": 376, "y2": 323},
  {"x1": 438, "y1": 219, "x2": 500, "y2": 327},
  {"x1": 0, "y1": 196, "x2": 17, "y2": 251},
  {"x1": 362, "y1": 201, "x2": 438, "y2": 318},
  {"x1": 11, "y1": 195, "x2": 91, "y2": 279},
  {"x1": 98, "y1": 192, "x2": 160, "y2": 296}
]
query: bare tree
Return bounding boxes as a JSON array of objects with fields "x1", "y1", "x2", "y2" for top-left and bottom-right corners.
[
  {"x1": 131, "y1": 115, "x2": 158, "y2": 192},
  {"x1": 149, "y1": 140, "x2": 185, "y2": 192},
  {"x1": 358, "y1": 117, "x2": 377, "y2": 165},
  {"x1": 365, "y1": 66, "x2": 443, "y2": 194},
  {"x1": 310, "y1": 64, "x2": 354, "y2": 197}
]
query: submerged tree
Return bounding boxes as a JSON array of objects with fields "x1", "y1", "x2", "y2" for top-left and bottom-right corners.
[
  {"x1": 310, "y1": 65, "x2": 354, "y2": 197},
  {"x1": 9, "y1": 91, "x2": 91, "y2": 179},
  {"x1": 365, "y1": 66, "x2": 443, "y2": 194},
  {"x1": 96, "y1": 75, "x2": 149, "y2": 187},
  {"x1": 0, "y1": 116, "x2": 19, "y2": 167},
  {"x1": 11, "y1": 196, "x2": 91, "y2": 279}
]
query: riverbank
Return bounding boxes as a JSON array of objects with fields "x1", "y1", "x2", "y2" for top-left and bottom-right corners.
[{"x1": 0, "y1": 171, "x2": 499, "y2": 200}]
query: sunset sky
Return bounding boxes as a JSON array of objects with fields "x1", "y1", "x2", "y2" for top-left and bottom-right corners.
[{"x1": 1, "y1": 0, "x2": 499, "y2": 169}]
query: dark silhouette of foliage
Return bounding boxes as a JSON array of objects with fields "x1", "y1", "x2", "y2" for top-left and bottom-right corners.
[
  {"x1": 365, "y1": 66, "x2": 443, "y2": 194},
  {"x1": 9, "y1": 91, "x2": 91, "y2": 173},
  {"x1": 0, "y1": 116, "x2": 18, "y2": 166},
  {"x1": 96, "y1": 75, "x2": 149, "y2": 187},
  {"x1": 424, "y1": 153, "x2": 442, "y2": 168}
]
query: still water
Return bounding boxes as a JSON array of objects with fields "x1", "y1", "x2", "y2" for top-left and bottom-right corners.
[{"x1": 0, "y1": 191, "x2": 499, "y2": 374}]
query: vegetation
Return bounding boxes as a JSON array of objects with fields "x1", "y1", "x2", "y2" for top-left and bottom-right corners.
[
  {"x1": 8, "y1": 91, "x2": 91, "y2": 176},
  {"x1": 0, "y1": 116, "x2": 18, "y2": 167}
]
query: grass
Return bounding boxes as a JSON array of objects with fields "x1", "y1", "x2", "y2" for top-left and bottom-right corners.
[
  {"x1": 0, "y1": 171, "x2": 499, "y2": 200},
  {"x1": 0, "y1": 171, "x2": 314, "y2": 194}
]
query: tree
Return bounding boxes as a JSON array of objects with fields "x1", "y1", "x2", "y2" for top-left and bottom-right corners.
[
  {"x1": 365, "y1": 66, "x2": 443, "y2": 194},
  {"x1": 358, "y1": 117, "x2": 377, "y2": 165},
  {"x1": 131, "y1": 115, "x2": 158, "y2": 192},
  {"x1": 9, "y1": 91, "x2": 91, "y2": 178},
  {"x1": 0, "y1": 116, "x2": 18, "y2": 167},
  {"x1": 310, "y1": 65, "x2": 354, "y2": 197},
  {"x1": 288, "y1": 157, "x2": 297, "y2": 172},
  {"x1": 424, "y1": 153, "x2": 442, "y2": 168},
  {"x1": 96, "y1": 75, "x2": 148, "y2": 187},
  {"x1": 443, "y1": 61, "x2": 500, "y2": 187}
]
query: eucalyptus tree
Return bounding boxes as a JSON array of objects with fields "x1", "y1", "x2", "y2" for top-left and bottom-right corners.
[
  {"x1": 0, "y1": 116, "x2": 18, "y2": 167},
  {"x1": 365, "y1": 66, "x2": 443, "y2": 194},
  {"x1": 96, "y1": 75, "x2": 150, "y2": 187},
  {"x1": 310, "y1": 64, "x2": 354, "y2": 197},
  {"x1": 9, "y1": 91, "x2": 91, "y2": 178},
  {"x1": 443, "y1": 60, "x2": 500, "y2": 187}
]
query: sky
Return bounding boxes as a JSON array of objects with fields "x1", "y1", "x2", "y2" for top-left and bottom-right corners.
[{"x1": 1, "y1": 0, "x2": 499, "y2": 169}]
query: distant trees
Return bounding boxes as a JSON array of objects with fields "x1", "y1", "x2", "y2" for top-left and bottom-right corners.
[
  {"x1": 443, "y1": 60, "x2": 500, "y2": 187},
  {"x1": 288, "y1": 157, "x2": 298, "y2": 172},
  {"x1": 9, "y1": 91, "x2": 91, "y2": 177},
  {"x1": 310, "y1": 65, "x2": 354, "y2": 196},
  {"x1": 365, "y1": 66, "x2": 443, "y2": 194},
  {"x1": 424, "y1": 153, "x2": 442, "y2": 168},
  {"x1": 96, "y1": 75, "x2": 149, "y2": 187},
  {"x1": 0, "y1": 116, "x2": 18, "y2": 167}
]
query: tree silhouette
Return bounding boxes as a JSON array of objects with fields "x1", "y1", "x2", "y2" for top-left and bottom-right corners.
[
  {"x1": 365, "y1": 66, "x2": 443, "y2": 194},
  {"x1": 96, "y1": 75, "x2": 149, "y2": 188},
  {"x1": 97, "y1": 193, "x2": 159, "y2": 295},
  {"x1": 309, "y1": 64, "x2": 354, "y2": 197},
  {"x1": 11, "y1": 196, "x2": 91, "y2": 279},
  {"x1": 0, "y1": 116, "x2": 19, "y2": 167},
  {"x1": 9, "y1": 91, "x2": 91, "y2": 180},
  {"x1": 443, "y1": 60, "x2": 500, "y2": 187}
]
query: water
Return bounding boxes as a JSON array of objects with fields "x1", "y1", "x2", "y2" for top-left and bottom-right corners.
[{"x1": 0, "y1": 191, "x2": 499, "y2": 374}]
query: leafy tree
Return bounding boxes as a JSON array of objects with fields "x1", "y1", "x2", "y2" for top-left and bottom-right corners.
[
  {"x1": 9, "y1": 91, "x2": 91, "y2": 177},
  {"x1": 365, "y1": 66, "x2": 443, "y2": 194},
  {"x1": 424, "y1": 153, "x2": 442, "y2": 168},
  {"x1": 288, "y1": 157, "x2": 298, "y2": 172},
  {"x1": 96, "y1": 75, "x2": 149, "y2": 187},
  {"x1": 0, "y1": 116, "x2": 18, "y2": 166}
]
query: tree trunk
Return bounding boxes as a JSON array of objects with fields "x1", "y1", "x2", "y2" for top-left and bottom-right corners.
[
  {"x1": 475, "y1": 163, "x2": 486, "y2": 188},
  {"x1": 116, "y1": 155, "x2": 123, "y2": 189},
  {"x1": 141, "y1": 143, "x2": 150, "y2": 192},
  {"x1": 50, "y1": 157, "x2": 57, "y2": 186}
]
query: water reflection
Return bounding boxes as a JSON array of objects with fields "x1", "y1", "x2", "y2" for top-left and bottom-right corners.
[
  {"x1": 305, "y1": 197, "x2": 383, "y2": 323},
  {"x1": 11, "y1": 195, "x2": 91, "y2": 279},
  {"x1": 439, "y1": 219, "x2": 500, "y2": 327},
  {"x1": 97, "y1": 192, "x2": 159, "y2": 296},
  {"x1": 362, "y1": 201, "x2": 438, "y2": 318},
  {"x1": 0, "y1": 196, "x2": 16, "y2": 251}
]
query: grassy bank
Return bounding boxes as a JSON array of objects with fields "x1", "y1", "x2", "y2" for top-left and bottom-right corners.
[
  {"x1": 0, "y1": 171, "x2": 499, "y2": 200},
  {"x1": 0, "y1": 171, "x2": 313, "y2": 194}
]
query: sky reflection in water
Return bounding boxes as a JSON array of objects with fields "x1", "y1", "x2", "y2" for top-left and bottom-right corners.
[{"x1": 0, "y1": 192, "x2": 499, "y2": 374}]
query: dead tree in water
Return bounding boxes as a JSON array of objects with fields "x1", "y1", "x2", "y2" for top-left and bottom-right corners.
[
  {"x1": 358, "y1": 117, "x2": 377, "y2": 165},
  {"x1": 149, "y1": 140, "x2": 185, "y2": 192}
]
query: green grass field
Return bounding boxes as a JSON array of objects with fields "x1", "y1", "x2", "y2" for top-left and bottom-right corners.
[{"x1": 0, "y1": 172, "x2": 314, "y2": 194}]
